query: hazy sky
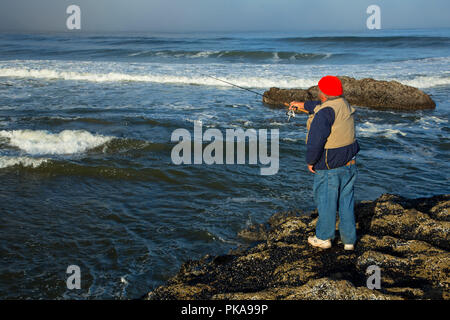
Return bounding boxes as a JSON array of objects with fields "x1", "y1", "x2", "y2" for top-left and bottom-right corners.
[{"x1": 0, "y1": 0, "x2": 449, "y2": 32}]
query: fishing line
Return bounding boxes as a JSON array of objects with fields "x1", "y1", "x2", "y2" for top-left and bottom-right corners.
[
  {"x1": 199, "y1": 73, "x2": 306, "y2": 121},
  {"x1": 199, "y1": 73, "x2": 267, "y2": 98}
]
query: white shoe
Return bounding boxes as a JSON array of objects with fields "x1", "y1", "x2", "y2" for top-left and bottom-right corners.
[
  {"x1": 308, "y1": 236, "x2": 332, "y2": 249},
  {"x1": 344, "y1": 244, "x2": 354, "y2": 251}
]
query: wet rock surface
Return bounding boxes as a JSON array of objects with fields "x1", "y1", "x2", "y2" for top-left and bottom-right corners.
[
  {"x1": 146, "y1": 194, "x2": 449, "y2": 300},
  {"x1": 262, "y1": 76, "x2": 436, "y2": 111}
]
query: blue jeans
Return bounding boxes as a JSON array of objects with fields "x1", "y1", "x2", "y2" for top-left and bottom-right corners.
[{"x1": 313, "y1": 163, "x2": 357, "y2": 245}]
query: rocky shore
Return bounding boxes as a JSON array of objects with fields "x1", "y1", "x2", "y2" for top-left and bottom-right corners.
[
  {"x1": 146, "y1": 193, "x2": 449, "y2": 300},
  {"x1": 262, "y1": 76, "x2": 436, "y2": 111}
]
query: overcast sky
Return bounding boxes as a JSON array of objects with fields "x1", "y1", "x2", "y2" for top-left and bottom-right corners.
[{"x1": 0, "y1": 0, "x2": 449, "y2": 33}]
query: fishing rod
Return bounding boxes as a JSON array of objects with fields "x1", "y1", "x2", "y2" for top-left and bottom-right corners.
[{"x1": 200, "y1": 73, "x2": 308, "y2": 121}]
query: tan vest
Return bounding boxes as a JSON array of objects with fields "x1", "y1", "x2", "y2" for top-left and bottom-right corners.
[{"x1": 306, "y1": 97, "x2": 356, "y2": 149}]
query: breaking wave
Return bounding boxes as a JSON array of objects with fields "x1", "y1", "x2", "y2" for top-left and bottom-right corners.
[
  {"x1": 0, "y1": 156, "x2": 48, "y2": 168},
  {"x1": 392, "y1": 75, "x2": 450, "y2": 89},
  {"x1": 1, "y1": 66, "x2": 449, "y2": 89},
  {"x1": 128, "y1": 50, "x2": 331, "y2": 61},
  {"x1": 0, "y1": 129, "x2": 113, "y2": 155},
  {"x1": 0, "y1": 67, "x2": 318, "y2": 88}
]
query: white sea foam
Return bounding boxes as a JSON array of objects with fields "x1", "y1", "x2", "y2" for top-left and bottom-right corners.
[
  {"x1": 190, "y1": 51, "x2": 216, "y2": 58},
  {"x1": 282, "y1": 137, "x2": 301, "y2": 142},
  {"x1": 393, "y1": 75, "x2": 450, "y2": 88},
  {"x1": 269, "y1": 121, "x2": 287, "y2": 126},
  {"x1": 1, "y1": 62, "x2": 449, "y2": 89},
  {"x1": 416, "y1": 115, "x2": 449, "y2": 130},
  {"x1": 128, "y1": 50, "x2": 152, "y2": 57},
  {"x1": 357, "y1": 121, "x2": 407, "y2": 139},
  {"x1": 0, "y1": 156, "x2": 48, "y2": 168},
  {"x1": 428, "y1": 116, "x2": 448, "y2": 124},
  {"x1": 0, "y1": 67, "x2": 317, "y2": 88},
  {"x1": 0, "y1": 129, "x2": 113, "y2": 155}
]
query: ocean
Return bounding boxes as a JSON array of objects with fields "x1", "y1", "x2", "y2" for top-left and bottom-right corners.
[{"x1": 0, "y1": 28, "x2": 449, "y2": 299}]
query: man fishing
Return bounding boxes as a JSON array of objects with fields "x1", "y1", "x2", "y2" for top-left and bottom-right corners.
[{"x1": 289, "y1": 75, "x2": 360, "y2": 250}]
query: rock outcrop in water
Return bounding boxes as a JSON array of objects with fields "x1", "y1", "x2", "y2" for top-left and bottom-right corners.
[
  {"x1": 262, "y1": 76, "x2": 436, "y2": 111},
  {"x1": 145, "y1": 194, "x2": 449, "y2": 300}
]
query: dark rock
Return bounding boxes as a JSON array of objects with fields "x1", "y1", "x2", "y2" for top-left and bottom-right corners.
[
  {"x1": 262, "y1": 76, "x2": 436, "y2": 111},
  {"x1": 212, "y1": 278, "x2": 401, "y2": 300},
  {"x1": 237, "y1": 223, "x2": 268, "y2": 242},
  {"x1": 369, "y1": 194, "x2": 450, "y2": 250},
  {"x1": 145, "y1": 194, "x2": 449, "y2": 300}
]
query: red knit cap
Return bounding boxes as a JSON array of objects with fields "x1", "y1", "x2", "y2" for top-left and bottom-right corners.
[{"x1": 318, "y1": 75, "x2": 343, "y2": 96}]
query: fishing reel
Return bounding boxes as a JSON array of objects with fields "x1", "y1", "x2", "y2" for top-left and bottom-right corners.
[{"x1": 286, "y1": 109, "x2": 296, "y2": 122}]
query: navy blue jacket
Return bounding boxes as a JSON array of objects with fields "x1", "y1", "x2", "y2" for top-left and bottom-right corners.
[{"x1": 304, "y1": 100, "x2": 360, "y2": 170}]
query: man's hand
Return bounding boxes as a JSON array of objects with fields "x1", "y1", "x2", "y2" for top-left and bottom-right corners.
[
  {"x1": 307, "y1": 164, "x2": 316, "y2": 173},
  {"x1": 289, "y1": 101, "x2": 307, "y2": 113}
]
